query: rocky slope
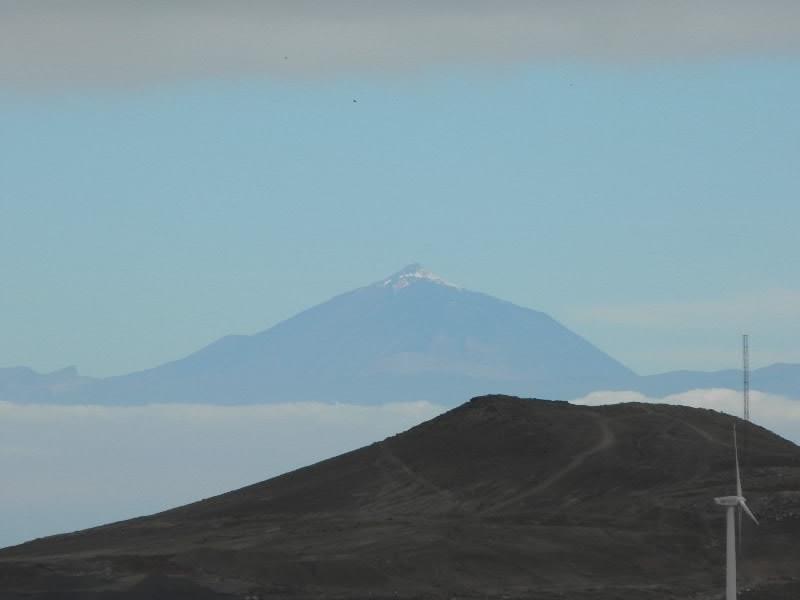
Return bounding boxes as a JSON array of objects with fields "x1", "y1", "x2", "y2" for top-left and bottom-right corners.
[{"x1": 2, "y1": 395, "x2": 800, "y2": 598}]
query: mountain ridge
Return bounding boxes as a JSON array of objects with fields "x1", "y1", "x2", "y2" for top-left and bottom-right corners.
[{"x1": 1, "y1": 265, "x2": 798, "y2": 405}]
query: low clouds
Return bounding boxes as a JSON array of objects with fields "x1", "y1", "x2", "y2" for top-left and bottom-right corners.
[
  {"x1": 573, "y1": 388, "x2": 800, "y2": 444},
  {"x1": 0, "y1": 400, "x2": 446, "y2": 549},
  {"x1": 2, "y1": 1, "x2": 800, "y2": 89},
  {"x1": 3, "y1": 391, "x2": 798, "y2": 549}
]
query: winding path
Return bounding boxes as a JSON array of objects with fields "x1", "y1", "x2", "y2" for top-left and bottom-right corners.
[
  {"x1": 490, "y1": 412, "x2": 616, "y2": 512},
  {"x1": 378, "y1": 444, "x2": 458, "y2": 508}
]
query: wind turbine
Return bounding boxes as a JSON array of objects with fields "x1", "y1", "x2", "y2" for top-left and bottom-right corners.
[{"x1": 714, "y1": 425, "x2": 758, "y2": 600}]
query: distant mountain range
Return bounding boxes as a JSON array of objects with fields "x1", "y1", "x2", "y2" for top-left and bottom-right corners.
[
  {"x1": 3, "y1": 396, "x2": 800, "y2": 598},
  {"x1": 2, "y1": 264, "x2": 798, "y2": 405}
]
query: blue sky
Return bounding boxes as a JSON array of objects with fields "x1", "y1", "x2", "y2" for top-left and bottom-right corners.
[{"x1": 2, "y1": 2, "x2": 800, "y2": 378}]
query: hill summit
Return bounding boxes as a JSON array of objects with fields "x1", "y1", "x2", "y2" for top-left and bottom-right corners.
[
  {"x1": 2, "y1": 395, "x2": 800, "y2": 598},
  {"x1": 380, "y1": 263, "x2": 458, "y2": 289}
]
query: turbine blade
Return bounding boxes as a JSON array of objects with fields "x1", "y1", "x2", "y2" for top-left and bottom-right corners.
[
  {"x1": 735, "y1": 425, "x2": 742, "y2": 497},
  {"x1": 740, "y1": 499, "x2": 759, "y2": 525}
]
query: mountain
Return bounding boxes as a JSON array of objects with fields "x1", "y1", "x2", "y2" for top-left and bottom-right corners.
[
  {"x1": 6, "y1": 264, "x2": 637, "y2": 405},
  {"x1": 634, "y1": 361, "x2": 800, "y2": 398},
  {"x1": 2, "y1": 395, "x2": 800, "y2": 599},
  {"x1": 0, "y1": 365, "x2": 90, "y2": 402},
  {"x1": 2, "y1": 264, "x2": 799, "y2": 405}
]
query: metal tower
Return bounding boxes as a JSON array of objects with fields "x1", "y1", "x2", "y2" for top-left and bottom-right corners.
[{"x1": 743, "y1": 334, "x2": 750, "y2": 423}]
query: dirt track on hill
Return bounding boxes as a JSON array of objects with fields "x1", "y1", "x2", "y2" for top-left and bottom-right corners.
[{"x1": 2, "y1": 395, "x2": 800, "y2": 599}]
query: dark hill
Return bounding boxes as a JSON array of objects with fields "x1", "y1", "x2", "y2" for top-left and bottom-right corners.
[{"x1": 2, "y1": 396, "x2": 800, "y2": 599}]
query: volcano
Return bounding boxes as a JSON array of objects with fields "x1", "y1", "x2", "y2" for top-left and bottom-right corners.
[
  {"x1": 6, "y1": 264, "x2": 800, "y2": 406},
  {"x1": 2, "y1": 395, "x2": 800, "y2": 599},
  {"x1": 39, "y1": 264, "x2": 636, "y2": 405}
]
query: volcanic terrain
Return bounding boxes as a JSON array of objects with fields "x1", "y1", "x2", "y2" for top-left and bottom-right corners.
[{"x1": 2, "y1": 395, "x2": 800, "y2": 599}]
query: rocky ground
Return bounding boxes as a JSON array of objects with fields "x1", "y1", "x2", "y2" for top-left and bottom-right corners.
[{"x1": 2, "y1": 395, "x2": 799, "y2": 599}]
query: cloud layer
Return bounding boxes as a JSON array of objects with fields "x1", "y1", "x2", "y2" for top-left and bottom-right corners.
[
  {"x1": 3, "y1": 390, "x2": 798, "y2": 549},
  {"x1": 573, "y1": 388, "x2": 800, "y2": 444},
  {"x1": 0, "y1": 400, "x2": 446, "y2": 549},
  {"x1": 3, "y1": 1, "x2": 800, "y2": 89}
]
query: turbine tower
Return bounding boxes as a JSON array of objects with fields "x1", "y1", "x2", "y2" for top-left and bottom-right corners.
[
  {"x1": 714, "y1": 426, "x2": 758, "y2": 600},
  {"x1": 743, "y1": 334, "x2": 750, "y2": 423}
]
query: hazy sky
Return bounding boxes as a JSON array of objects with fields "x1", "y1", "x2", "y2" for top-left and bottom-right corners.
[{"x1": 2, "y1": 1, "x2": 800, "y2": 378}]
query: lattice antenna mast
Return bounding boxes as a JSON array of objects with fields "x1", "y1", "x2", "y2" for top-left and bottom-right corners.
[{"x1": 743, "y1": 334, "x2": 750, "y2": 423}]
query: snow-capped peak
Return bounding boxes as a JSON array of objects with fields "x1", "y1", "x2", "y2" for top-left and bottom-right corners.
[{"x1": 380, "y1": 264, "x2": 458, "y2": 290}]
